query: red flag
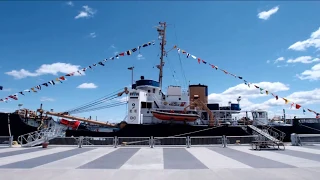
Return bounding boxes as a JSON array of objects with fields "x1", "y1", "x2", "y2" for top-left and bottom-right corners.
[
  {"x1": 119, "y1": 52, "x2": 125, "y2": 56},
  {"x1": 295, "y1": 104, "x2": 301, "y2": 109},
  {"x1": 197, "y1": 58, "x2": 200, "y2": 64}
]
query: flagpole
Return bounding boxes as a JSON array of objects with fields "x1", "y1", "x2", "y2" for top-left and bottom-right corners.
[{"x1": 128, "y1": 66, "x2": 134, "y2": 85}]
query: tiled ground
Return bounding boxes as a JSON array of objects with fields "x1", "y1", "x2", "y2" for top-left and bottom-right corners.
[{"x1": 0, "y1": 145, "x2": 320, "y2": 180}]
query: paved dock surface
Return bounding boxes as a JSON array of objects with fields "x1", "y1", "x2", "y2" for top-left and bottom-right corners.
[{"x1": 0, "y1": 145, "x2": 320, "y2": 180}]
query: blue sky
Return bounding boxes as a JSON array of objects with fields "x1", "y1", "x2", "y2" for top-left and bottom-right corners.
[{"x1": 1, "y1": 1, "x2": 320, "y2": 121}]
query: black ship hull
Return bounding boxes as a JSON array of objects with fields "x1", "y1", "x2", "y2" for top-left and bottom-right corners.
[{"x1": 1, "y1": 112, "x2": 320, "y2": 142}]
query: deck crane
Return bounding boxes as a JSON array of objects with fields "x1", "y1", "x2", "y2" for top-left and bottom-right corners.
[{"x1": 183, "y1": 95, "x2": 217, "y2": 126}]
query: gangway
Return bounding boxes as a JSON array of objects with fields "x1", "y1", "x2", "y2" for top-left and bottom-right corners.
[
  {"x1": 248, "y1": 125, "x2": 286, "y2": 150},
  {"x1": 17, "y1": 122, "x2": 64, "y2": 147}
]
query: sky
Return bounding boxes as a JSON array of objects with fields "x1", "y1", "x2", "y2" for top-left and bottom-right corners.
[{"x1": 1, "y1": 1, "x2": 320, "y2": 122}]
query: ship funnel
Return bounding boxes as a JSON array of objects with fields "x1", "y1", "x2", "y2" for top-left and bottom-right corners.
[
  {"x1": 189, "y1": 84, "x2": 208, "y2": 109},
  {"x1": 140, "y1": 76, "x2": 145, "y2": 80}
]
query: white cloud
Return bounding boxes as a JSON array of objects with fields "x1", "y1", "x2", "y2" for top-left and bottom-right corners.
[
  {"x1": 257, "y1": 6, "x2": 279, "y2": 20},
  {"x1": 110, "y1": 44, "x2": 116, "y2": 49},
  {"x1": 89, "y1": 32, "x2": 97, "y2": 38},
  {"x1": 5, "y1": 62, "x2": 82, "y2": 79},
  {"x1": 77, "y1": 83, "x2": 97, "y2": 89},
  {"x1": 40, "y1": 97, "x2": 55, "y2": 102},
  {"x1": 274, "y1": 57, "x2": 285, "y2": 64},
  {"x1": 208, "y1": 83, "x2": 319, "y2": 118},
  {"x1": 288, "y1": 27, "x2": 320, "y2": 51},
  {"x1": 296, "y1": 63, "x2": 320, "y2": 81},
  {"x1": 137, "y1": 54, "x2": 145, "y2": 60},
  {"x1": 208, "y1": 82, "x2": 289, "y2": 110},
  {"x1": 66, "y1": 1, "x2": 74, "y2": 7},
  {"x1": 287, "y1": 56, "x2": 320, "y2": 64},
  {"x1": 75, "y1": 5, "x2": 96, "y2": 19},
  {"x1": 266, "y1": 60, "x2": 270, "y2": 63}
]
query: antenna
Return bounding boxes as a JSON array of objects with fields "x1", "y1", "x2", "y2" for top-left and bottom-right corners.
[{"x1": 157, "y1": 22, "x2": 167, "y2": 90}]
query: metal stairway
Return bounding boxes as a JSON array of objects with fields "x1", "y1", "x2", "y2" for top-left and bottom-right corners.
[
  {"x1": 248, "y1": 125, "x2": 285, "y2": 143},
  {"x1": 18, "y1": 123, "x2": 64, "y2": 147}
]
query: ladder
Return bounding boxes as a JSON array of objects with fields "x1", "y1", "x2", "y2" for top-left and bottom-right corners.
[
  {"x1": 248, "y1": 125, "x2": 285, "y2": 143},
  {"x1": 18, "y1": 123, "x2": 64, "y2": 147}
]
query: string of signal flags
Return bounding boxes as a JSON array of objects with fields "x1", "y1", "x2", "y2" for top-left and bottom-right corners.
[
  {"x1": 0, "y1": 41, "x2": 155, "y2": 103},
  {"x1": 175, "y1": 47, "x2": 319, "y2": 116}
]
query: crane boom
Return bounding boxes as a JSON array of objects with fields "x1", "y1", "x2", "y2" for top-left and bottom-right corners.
[
  {"x1": 37, "y1": 110, "x2": 117, "y2": 127},
  {"x1": 183, "y1": 95, "x2": 216, "y2": 126},
  {"x1": 36, "y1": 87, "x2": 130, "y2": 128}
]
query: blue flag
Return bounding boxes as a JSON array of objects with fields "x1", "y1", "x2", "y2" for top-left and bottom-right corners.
[{"x1": 0, "y1": 86, "x2": 3, "y2": 90}]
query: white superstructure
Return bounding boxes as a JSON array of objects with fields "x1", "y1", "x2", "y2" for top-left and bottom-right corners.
[{"x1": 125, "y1": 76, "x2": 242, "y2": 125}]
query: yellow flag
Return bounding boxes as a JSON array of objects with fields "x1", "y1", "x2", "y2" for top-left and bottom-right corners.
[
  {"x1": 31, "y1": 88, "x2": 37, "y2": 92},
  {"x1": 282, "y1": 98, "x2": 289, "y2": 104},
  {"x1": 265, "y1": 90, "x2": 269, "y2": 95}
]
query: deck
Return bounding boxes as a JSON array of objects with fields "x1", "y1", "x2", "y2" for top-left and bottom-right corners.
[{"x1": 0, "y1": 145, "x2": 320, "y2": 180}]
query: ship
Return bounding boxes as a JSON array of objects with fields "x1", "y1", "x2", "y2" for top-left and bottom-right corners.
[{"x1": 1, "y1": 22, "x2": 320, "y2": 146}]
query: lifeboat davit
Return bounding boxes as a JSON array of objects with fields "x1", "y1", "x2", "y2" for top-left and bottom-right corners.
[
  {"x1": 59, "y1": 118, "x2": 81, "y2": 130},
  {"x1": 151, "y1": 110, "x2": 199, "y2": 122}
]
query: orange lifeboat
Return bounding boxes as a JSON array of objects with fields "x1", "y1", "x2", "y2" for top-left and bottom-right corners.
[
  {"x1": 151, "y1": 110, "x2": 199, "y2": 122},
  {"x1": 59, "y1": 118, "x2": 81, "y2": 130}
]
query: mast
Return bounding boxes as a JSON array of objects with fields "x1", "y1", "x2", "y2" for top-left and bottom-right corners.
[{"x1": 157, "y1": 22, "x2": 167, "y2": 90}]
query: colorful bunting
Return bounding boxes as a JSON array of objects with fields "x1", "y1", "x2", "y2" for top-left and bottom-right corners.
[
  {"x1": 1, "y1": 41, "x2": 155, "y2": 103},
  {"x1": 176, "y1": 47, "x2": 319, "y2": 116}
]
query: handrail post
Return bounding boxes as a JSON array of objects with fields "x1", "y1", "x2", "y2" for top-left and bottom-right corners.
[
  {"x1": 150, "y1": 136, "x2": 154, "y2": 148},
  {"x1": 9, "y1": 136, "x2": 13, "y2": 147},
  {"x1": 222, "y1": 135, "x2": 227, "y2": 148},
  {"x1": 114, "y1": 136, "x2": 118, "y2": 148},
  {"x1": 186, "y1": 136, "x2": 190, "y2": 148},
  {"x1": 78, "y1": 136, "x2": 83, "y2": 148}
]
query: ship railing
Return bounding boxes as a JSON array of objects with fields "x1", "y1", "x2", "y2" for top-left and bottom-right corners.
[
  {"x1": 189, "y1": 136, "x2": 223, "y2": 147},
  {"x1": 225, "y1": 135, "x2": 259, "y2": 146},
  {"x1": 0, "y1": 136, "x2": 13, "y2": 147}
]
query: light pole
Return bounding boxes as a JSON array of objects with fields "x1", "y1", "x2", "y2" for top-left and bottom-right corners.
[{"x1": 128, "y1": 66, "x2": 134, "y2": 85}]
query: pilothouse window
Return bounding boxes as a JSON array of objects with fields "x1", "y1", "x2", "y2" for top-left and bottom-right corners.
[
  {"x1": 141, "y1": 102, "x2": 147, "y2": 108},
  {"x1": 141, "y1": 102, "x2": 152, "y2": 109}
]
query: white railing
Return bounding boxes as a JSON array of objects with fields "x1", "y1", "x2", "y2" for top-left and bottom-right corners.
[{"x1": 41, "y1": 135, "x2": 259, "y2": 148}]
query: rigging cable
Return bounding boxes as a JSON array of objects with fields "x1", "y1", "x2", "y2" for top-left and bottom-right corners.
[
  {"x1": 165, "y1": 55, "x2": 179, "y2": 86},
  {"x1": 70, "y1": 101, "x2": 127, "y2": 114},
  {"x1": 67, "y1": 96, "x2": 121, "y2": 114},
  {"x1": 174, "y1": 24, "x2": 188, "y2": 89},
  {"x1": 64, "y1": 87, "x2": 124, "y2": 113}
]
